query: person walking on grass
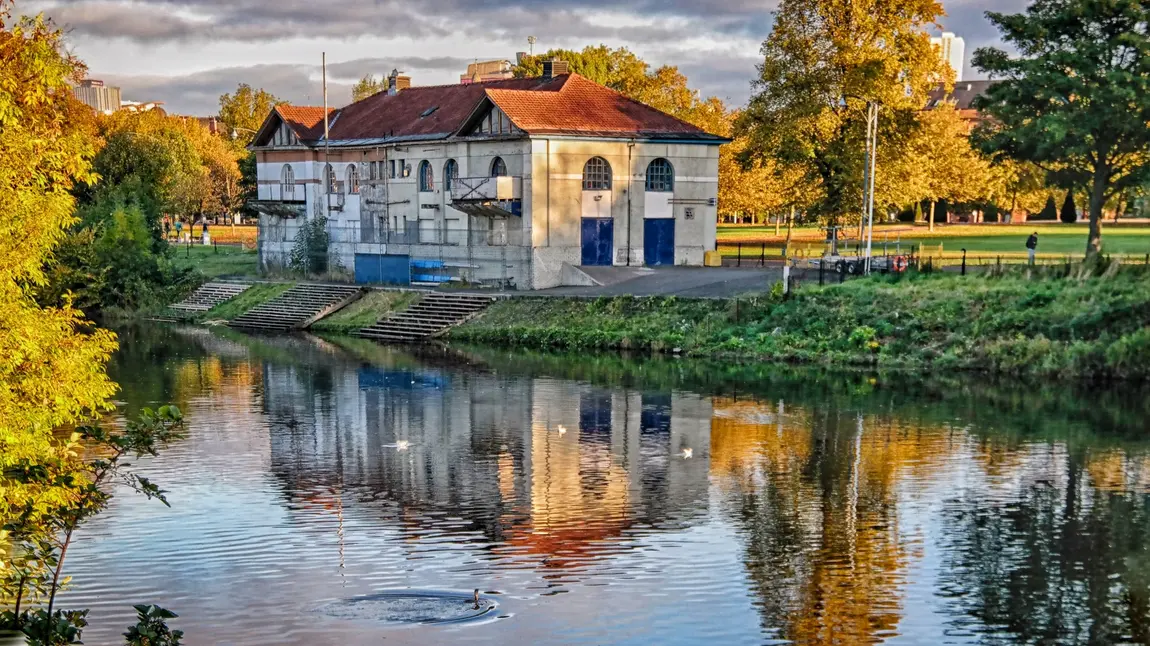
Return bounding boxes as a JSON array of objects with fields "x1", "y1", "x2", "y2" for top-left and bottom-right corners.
[
  {"x1": 1026, "y1": 231, "x2": 1038, "y2": 266},
  {"x1": 174, "y1": 218, "x2": 184, "y2": 243}
]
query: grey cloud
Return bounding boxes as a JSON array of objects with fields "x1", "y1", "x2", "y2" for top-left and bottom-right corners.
[
  {"x1": 104, "y1": 64, "x2": 355, "y2": 115},
  {"x1": 325, "y1": 57, "x2": 475, "y2": 82},
  {"x1": 37, "y1": 0, "x2": 775, "y2": 46}
]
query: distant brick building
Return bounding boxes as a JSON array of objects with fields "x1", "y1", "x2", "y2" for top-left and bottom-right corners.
[
  {"x1": 249, "y1": 64, "x2": 727, "y2": 289},
  {"x1": 460, "y1": 60, "x2": 513, "y2": 84}
]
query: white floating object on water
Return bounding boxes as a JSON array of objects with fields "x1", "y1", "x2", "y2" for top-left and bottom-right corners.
[
  {"x1": 395, "y1": 440, "x2": 410, "y2": 451},
  {"x1": 557, "y1": 425, "x2": 567, "y2": 436},
  {"x1": 681, "y1": 448, "x2": 693, "y2": 459}
]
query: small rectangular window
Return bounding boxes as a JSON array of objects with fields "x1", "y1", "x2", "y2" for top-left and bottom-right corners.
[
  {"x1": 400, "y1": 159, "x2": 407, "y2": 177},
  {"x1": 369, "y1": 162, "x2": 377, "y2": 180},
  {"x1": 389, "y1": 160, "x2": 396, "y2": 178}
]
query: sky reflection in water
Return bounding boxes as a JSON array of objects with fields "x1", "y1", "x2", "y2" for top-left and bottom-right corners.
[{"x1": 61, "y1": 325, "x2": 1150, "y2": 645}]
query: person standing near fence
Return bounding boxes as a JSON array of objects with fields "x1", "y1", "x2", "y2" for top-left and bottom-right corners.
[
  {"x1": 1026, "y1": 231, "x2": 1038, "y2": 265},
  {"x1": 202, "y1": 219, "x2": 210, "y2": 246},
  {"x1": 174, "y1": 218, "x2": 184, "y2": 243}
]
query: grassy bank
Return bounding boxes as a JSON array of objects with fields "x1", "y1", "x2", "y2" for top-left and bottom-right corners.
[
  {"x1": 178, "y1": 282, "x2": 295, "y2": 323},
  {"x1": 451, "y1": 271, "x2": 1150, "y2": 380},
  {"x1": 310, "y1": 290, "x2": 421, "y2": 334}
]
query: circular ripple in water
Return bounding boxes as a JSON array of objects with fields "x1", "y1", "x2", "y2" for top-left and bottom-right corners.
[{"x1": 318, "y1": 590, "x2": 498, "y2": 626}]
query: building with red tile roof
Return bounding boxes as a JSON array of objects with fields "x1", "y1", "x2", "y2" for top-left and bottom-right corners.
[{"x1": 250, "y1": 65, "x2": 727, "y2": 289}]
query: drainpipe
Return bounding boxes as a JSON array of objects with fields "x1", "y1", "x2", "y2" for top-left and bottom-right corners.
[
  {"x1": 626, "y1": 140, "x2": 634, "y2": 266},
  {"x1": 546, "y1": 139, "x2": 551, "y2": 247}
]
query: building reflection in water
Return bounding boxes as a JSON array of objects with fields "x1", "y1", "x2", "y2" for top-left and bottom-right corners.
[
  {"x1": 85, "y1": 327, "x2": 1150, "y2": 646},
  {"x1": 260, "y1": 347, "x2": 713, "y2": 580}
]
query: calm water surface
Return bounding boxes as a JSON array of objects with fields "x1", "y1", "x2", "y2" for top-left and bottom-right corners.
[{"x1": 63, "y1": 325, "x2": 1150, "y2": 645}]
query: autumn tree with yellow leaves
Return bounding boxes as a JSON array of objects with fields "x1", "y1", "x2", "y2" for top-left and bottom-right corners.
[{"x1": 1, "y1": 2, "x2": 185, "y2": 641}]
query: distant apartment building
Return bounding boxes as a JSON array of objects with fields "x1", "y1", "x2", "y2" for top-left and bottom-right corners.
[
  {"x1": 71, "y1": 79, "x2": 122, "y2": 114},
  {"x1": 931, "y1": 32, "x2": 966, "y2": 82},
  {"x1": 460, "y1": 60, "x2": 513, "y2": 84}
]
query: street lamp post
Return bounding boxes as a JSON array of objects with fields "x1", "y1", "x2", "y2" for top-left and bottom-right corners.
[{"x1": 863, "y1": 101, "x2": 879, "y2": 274}]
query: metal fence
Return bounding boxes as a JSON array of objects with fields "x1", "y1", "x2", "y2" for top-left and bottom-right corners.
[{"x1": 259, "y1": 222, "x2": 531, "y2": 289}]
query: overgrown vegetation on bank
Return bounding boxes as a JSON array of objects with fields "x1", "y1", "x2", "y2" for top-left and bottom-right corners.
[{"x1": 451, "y1": 271, "x2": 1150, "y2": 380}]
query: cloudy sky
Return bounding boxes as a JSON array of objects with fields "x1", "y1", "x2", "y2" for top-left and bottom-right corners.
[{"x1": 26, "y1": 0, "x2": 1026, "y2": 116}]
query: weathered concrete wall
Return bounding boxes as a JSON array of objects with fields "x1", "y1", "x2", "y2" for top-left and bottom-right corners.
[
  {"x1": 529, "y1": 138, "x2": 720, "y2": 288},
  {"x1": 256, "y1": 136, "x2": 720, "y2": 289}
]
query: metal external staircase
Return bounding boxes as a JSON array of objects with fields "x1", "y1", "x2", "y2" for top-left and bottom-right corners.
[
  {"x1": 228, "y1": 284, "x2": 363, "y2": 332},
  {"x1": 169, "y1": 282, "x2": 251, "y2": 314},
  {"x1": 354, "y1": 292, "x2": 496, "y2": 343}
]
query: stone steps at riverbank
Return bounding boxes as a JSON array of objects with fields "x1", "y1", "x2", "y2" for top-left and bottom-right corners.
[
  {"x1": 229, "y1": 284, "x2": 363, "y2": 332},
  {"x1": 169, "y1": 281, "x2": 251, "y2": 313},
  {"x1": 354, "y1": 293, "x2": 496, "y2": 343}
]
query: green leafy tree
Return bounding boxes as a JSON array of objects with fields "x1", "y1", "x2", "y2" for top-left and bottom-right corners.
[
  {"x1": 217, "y1": 84, "x2": 282, "y2": 217},
  {"x1": 910, "y1": 103, "x2": 997, "y2": 231},
  {"x1": 351, "y1": 74, "x2": 384, "y2": 102},
  {"x1": 973, "y1": 0, "x2": 1150, "y2": 259},
  {"x1": 1060, "y1": 191, "x2": 1078, "y2": 224},
  {"x1": 217, "y1": 83, "x2": 282, "y2": 147},
  {"x1": 739, "y1": 0, "x2": 949, "y2": 225}
]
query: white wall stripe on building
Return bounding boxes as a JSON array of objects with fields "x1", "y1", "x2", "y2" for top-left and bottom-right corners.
[{"x1": 550, "y1": 173, "x2": 718, "y2": 183}]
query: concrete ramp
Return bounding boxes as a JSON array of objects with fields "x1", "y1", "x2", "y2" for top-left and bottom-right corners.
[
  {"x1": 228, "y1": 284, "x2": 363, "y2": 333},
  {"x1": 559, "y1": 263, "x2": 601, "y2": 287},
  {"x1": 573, "y1": 266, "x2": 654, "y2": 287}
]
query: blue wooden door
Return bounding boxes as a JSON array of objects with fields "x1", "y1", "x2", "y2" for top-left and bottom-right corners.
[
  {"x1": 354, "y1": 253, "x2": 410, "y2": 285},
  {"x1": 581, "y1": 218, "x2": 614, "y2": 266},
  {"x1": 644, "y1": 219, "x2": 675, "y2": 266}
]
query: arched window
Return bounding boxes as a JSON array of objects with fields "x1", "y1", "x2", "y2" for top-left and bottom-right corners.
[
  {"x1": 346, "y1": 164, "x2": 359, "y2": 194},
  {"x1": 280, "y1": 164, "x2": 295, "y2": 199},
  {"x1": 418, "y1": 160, "x2": 434, "y2": 192},
  {"x1": 490, "y1": 156, "x2": 507, "y2": 177},
  {"x1": 443, "y1": 159, "x2": 458, "y2": 192},
  {"x1": 582, "y1": 156, "x2": 612, "y2": 190},
  {"x1": 645, "y1": 158, "x2": 674, "y2": 192},
  {"x1": 324, "y1": 164, "x2": 336, "y2": 193}
]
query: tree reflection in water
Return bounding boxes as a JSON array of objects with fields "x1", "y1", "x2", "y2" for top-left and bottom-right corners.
[{"x1": 87, "y1": 327, "x2": 1150, "y2": 645}]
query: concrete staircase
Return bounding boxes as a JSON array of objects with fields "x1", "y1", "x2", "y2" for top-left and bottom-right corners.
[
  {"x1": 228, "y1": 284, "x2": 363, "y2": 333},
  {"x1": 354, "y1": 292, "x2": 496, "y2": 343},
  {"x1": 169, "y1": 282, "x2": 251, "y2": 314}
]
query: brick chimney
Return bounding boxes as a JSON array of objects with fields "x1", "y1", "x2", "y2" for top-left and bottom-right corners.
[
  {"x1": 387, "y1": 69, "x2": 411, "y2": 95},
  {"x1": 542, "y1": 59, "x2": 569, "y2": 80}
]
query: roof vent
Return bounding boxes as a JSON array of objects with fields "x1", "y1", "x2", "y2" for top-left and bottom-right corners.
[
  {"x1": 420, "y1": 106, "x2": 438, "y2": 118},
  {"x1": 542, "y1": 59, "x2": 569, "y2": 80}
]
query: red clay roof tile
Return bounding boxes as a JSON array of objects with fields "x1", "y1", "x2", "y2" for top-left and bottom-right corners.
[
  {"x1": 270, "y1": 74, "x2": 723, "y2": 145},
  {"x1": 275, "y1": 105, "x2": 335, "y2": 141},
  {"x1": 486, "y1": 75, "x2": 713, "y2": 138}
]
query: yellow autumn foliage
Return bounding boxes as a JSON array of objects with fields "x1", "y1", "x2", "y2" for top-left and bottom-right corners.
[{"x1": 0, "y1": 7, "x2": 118, "y2": 523}]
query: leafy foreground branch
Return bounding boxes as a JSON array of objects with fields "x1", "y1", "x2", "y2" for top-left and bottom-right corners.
[{"x1": 1, "y1": 406, "x2": 186, "y2": 645}]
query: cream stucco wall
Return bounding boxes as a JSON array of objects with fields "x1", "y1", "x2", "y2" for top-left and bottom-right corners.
[
  {"x1": 255, "y1": 136, "x2": 720, "y2": 289},
  {"x1": 528, "y1": 138, "x2": 720, "y2": 289}
]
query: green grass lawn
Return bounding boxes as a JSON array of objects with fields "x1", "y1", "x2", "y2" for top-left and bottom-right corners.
[
  {"x1": 905, "y1": 233, "x2": 1150, "y2": 256},
  {"x1": 719, "y1": 223, "x2": 1150, "y2": 257},
  {"x1": 183, "y1": 282, "x2": 295, "y2": 322},
  {"x1": 171, "y1": 244, "x2": 259, "y2": 278},
  {"x1": 310, "y1": 290, "x2": 421, "y2": 334}
]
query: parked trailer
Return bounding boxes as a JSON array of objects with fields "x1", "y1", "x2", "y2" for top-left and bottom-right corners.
[{"x1": 811, "y1": 254, "x2": 909, "y2": 275}]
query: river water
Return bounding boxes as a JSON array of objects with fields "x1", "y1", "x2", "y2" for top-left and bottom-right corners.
[{"x1": 60, "y1": 324, "x2": 1150, "y2": 645}]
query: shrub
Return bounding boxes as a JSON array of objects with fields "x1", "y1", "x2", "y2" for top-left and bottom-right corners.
[
  {"x1": 289, "y1": 215, "x2": 330, "y2": 275},
  {"x1": 1060, "y1": 192, "x2": 1078, "y2": 223}
]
